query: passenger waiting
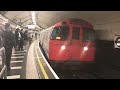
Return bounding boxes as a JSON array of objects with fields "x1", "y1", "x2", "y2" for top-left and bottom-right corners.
[
  {"x1": 18, "y1": 29, "x2": 24, "y2": 51},
  {"x1": 23, "y1": 30, "x2": 28, "y2": 50},
  {"x1": 15, "y1": 28, "x2": 19, "y2": 51},
  {"x1": 0, "y1": 23, "x2": 15, "y2": 73}
]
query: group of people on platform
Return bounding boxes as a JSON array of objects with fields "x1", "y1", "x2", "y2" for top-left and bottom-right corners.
[
  {"x1": 0, "y1": 23, "x2": 33, "y2": 74},
  {"x1": 14, "y1": 28, "x2": 30, "y2": 51}
]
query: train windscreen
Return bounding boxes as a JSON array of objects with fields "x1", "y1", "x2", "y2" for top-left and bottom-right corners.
[
  {"x1": 51, "y1": 26, "x2": 69, "y2": 40},
  {"x1": 83, "y1": 28, "x2": 95, "y2": 42}
]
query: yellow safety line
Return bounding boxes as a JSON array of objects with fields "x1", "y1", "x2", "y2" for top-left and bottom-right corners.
[{"x1": 35, "y1": 41, "x2": 49, "y2": 79}]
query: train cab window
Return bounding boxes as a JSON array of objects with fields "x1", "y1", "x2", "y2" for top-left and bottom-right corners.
[
  {"x1": 72, "y1": 27, "x2": 80, "y2": 40},
  {"x1": 51, "y1": 26, "x2": 69, "y2": 40},
  {"x1": 83, "y1": 28, "x2": 95, "y2": 42}
]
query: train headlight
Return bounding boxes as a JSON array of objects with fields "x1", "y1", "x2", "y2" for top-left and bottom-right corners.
[
  {"x1": 117, "y1": 43, "x2": 120, "y2": 47},
  {"x1": 84, "y1": 46, "x2": 88, "y2": 51},
  {"x1": 61, "y1": 45, "x2": 66, "y2": 50}
]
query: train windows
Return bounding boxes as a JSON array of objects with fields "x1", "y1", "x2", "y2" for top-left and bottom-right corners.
[
  {"x1": 72, "y1": 27, "x2": 80, "y2": 40},
  {"x1": 51, "y1": 26, "x2": 69, "y2": 40},
  {"x1": 83, "y1": 28, "x2": 95, "y2": 42}
]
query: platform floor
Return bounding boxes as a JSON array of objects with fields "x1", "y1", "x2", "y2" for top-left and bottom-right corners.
[
  {"x1": 6, "y1": 40, "x2": 58, "y2": 79},
  {"x1": 21, "y1": 41, "x2": 39, "y2": 79},
  {"x1": 7, "y1": 50, "x2": 26, "y2": 79},
  {"x1": 7, "y1": 42, "x2": 30, "y2": 79}
]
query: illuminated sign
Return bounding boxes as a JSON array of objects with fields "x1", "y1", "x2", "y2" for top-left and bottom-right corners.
[{"x1": 56, "y1": 37, "x2": 61, "y2": 39}]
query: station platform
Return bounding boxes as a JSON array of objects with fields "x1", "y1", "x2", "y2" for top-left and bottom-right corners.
[{"x1": 6, "y1": 40, "x2": 59, "y2": 79}]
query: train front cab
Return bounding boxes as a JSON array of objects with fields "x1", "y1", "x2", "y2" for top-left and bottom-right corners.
[{"x1": 49, "y1": 25, "x2": 96, "y2": 64}]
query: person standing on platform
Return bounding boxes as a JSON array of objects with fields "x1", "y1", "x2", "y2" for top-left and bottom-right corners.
[
  {"x1": 23, "y1": 30, "x2": 28, "y2": 50},
  {"x1": 28, "y1": 33, "x2": 33, "y2": 45},
  {"x1": 18, "y1": 29, "x2": 24, "y2": 51},
  {"x1": 0, "y1": 23, "x2": 15, "y2": 72},
  {"x1": 15, "y1": 28, "x2": 19, "y2": 51}
]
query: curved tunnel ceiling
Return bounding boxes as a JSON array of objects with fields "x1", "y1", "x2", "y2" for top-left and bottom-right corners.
[{"x1": 1, "y1": 11, "x2": 120, "y2": 29}]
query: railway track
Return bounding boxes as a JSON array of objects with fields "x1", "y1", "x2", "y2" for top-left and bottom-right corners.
[{"x1": 39, "y1": 42, "x2": 120, "y2": 79}]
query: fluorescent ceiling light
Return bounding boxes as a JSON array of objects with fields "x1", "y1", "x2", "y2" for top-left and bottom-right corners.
[
  {"x1": 31, "y1": 11, "x2": 36, "y2": 25},
  {"x1": 27, "y1": 25, "x2": 36, "y2": 29}
]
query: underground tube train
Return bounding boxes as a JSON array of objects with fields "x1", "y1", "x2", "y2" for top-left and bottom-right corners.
[{"x1": 39, "y1": 18, "x2": 96, "y2": 64}]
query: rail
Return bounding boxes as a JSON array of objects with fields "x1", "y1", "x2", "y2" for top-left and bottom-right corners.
[{"x1": 0, "y1": 47, "x2": 7, "y2": 79}]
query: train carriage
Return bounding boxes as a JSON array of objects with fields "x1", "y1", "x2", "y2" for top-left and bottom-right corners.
[{"x1": 39, "y1": 18, "x2": 96, "y2": 64}]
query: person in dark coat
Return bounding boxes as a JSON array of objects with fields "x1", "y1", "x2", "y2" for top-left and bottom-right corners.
[
  {"x1": 0, "y1": 23, "x2": 15, "y2": 72},
  {"x1": 24, "y1": 30, "x2": 28, "y2": 50},
  {"x1": 15, "y1": 28, "x2": 19, "y2": 51},
  {"x1": 18, "y1": 29, "x2": 24, "y2": 51}
]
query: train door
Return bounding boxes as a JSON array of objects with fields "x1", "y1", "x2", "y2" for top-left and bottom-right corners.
[{"x1": 69, "y1": 25, "x2": 82, "y2": 60}]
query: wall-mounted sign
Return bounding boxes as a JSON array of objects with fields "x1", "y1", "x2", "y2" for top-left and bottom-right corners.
[{"x1": 114, "y1": 35, "x2": 120, "y2": 48}]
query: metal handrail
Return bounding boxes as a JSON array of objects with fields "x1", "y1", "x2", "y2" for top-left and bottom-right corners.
[{"x1": 0, "y1": 47, "x2": 7, "y2": 79}]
